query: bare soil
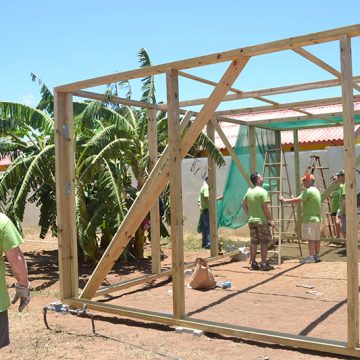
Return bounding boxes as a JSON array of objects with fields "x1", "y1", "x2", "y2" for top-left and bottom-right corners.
[{"x1": 1, "y1": 231, "x2": 357, "y2": 360}]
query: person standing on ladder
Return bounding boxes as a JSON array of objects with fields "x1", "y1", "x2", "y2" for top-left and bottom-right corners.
[
  {"x1": 280, "y1": 173, "x2": 321, "y2": 264},
  {"x1": 242, "y1": 172, "x2": 275, "y2": 271}
]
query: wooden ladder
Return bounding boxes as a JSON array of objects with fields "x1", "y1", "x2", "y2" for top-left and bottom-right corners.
[
  {"x1": 262, "y1": 149, "x2": 302, "y2": 264},
  {"x1": 305, "y1": 155, "x2": 336, "y2": 238}
]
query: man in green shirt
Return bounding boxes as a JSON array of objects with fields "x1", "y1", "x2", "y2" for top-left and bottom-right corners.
[
  {"x1": 336, "y1": 170, "x2": 346, "y2": 238},
  {"x1": 330, "y1": 172, "x2": 343, "y2": 238},
  {"x1": 242, "y1": 172, "x2": 275, "y2": 271},
  {"x1": 0, "y1": 213, "x2": 30, "y2": 349},
  {"x1": 280, "y1": 173, "x2": 321, "y2": 264},
  {"x1": 198, "y1": 177, "x2": 210, "y2": 249}
]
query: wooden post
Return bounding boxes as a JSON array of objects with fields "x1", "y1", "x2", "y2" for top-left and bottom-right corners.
[
  {"x1": 166, "y1": 69, "x2": 185, "y2": 318},
  {"x1": 207, "y1": 119, "x2": 218, "y2": 256},
  {"x1": 293, "y1": 130, "x2": 302, "y2": 239},
  {"x1": 249, "y1": 126, "x2": 257, "y2": 173},
  {"x1": 340, "y1": 34, "x2": 359, "y2": 349},
  {"x1": 54, "y1": 91, "x2": 78, "y2": 300},
  {"x1": 148, "y1": 108, "x2": 161, "y2": 274}
]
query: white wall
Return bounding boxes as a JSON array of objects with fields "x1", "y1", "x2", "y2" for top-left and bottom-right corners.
[{"x1": 19, "y1": 145, "x2": 360, "y2": 232}]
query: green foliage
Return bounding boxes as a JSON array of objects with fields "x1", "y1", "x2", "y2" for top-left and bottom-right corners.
[{"x1": 0, "y1": 48, "x2": 225, "y2": 264}]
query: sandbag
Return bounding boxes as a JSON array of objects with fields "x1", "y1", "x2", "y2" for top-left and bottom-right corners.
[{"x1": 189, "y1": 258, "x2": 216, "y2": 290}]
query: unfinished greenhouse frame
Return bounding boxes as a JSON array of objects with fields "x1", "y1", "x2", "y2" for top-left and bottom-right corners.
[{"x1": 54, "y1": 24, "x2": 360, "y2": 357}]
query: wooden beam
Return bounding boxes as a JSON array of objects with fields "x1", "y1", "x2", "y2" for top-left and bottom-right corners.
[
  {"x1": 340, "y1": 34, "x2": 359, "y2": 349},
  {"x1": 179, "y1": 76, "x2": 360, "y2": 108},
  {"x1": 80, "y1": 60, "x2": 248, "y2": 300},
  {"x1": 72, "y1": 90, "x2": 165, "y2": 110},
  {"x1": 54, "y1": 92, "x2": 78, "y2": 300},
  {"x1": 293, "y1": 130, "x2": 302, "y2": 239},
  {"x1": 244, "y1": 110, "x2": 360, "y2": 127},
  {"x1": 211, "y1": 118, "x2": 252, "y2": 186},
  {"x1": 207, "y1": 119, "x2": 218, "y2": 256},
  {"x1": 293, "y1": 47, "x2": 360, "y2": 92},
  {"x1": 56, "y1": 25, "x2": 360, "y2": 92},
  {"x1": 166, "y1": 69, "x2": 185, "y2": 318},
  {"x1": 64, "y1": 298, "x2": 360, "y2": 358},
  {"x1": 148, "y1": 109, "x2": 161, "y2": 274},
  {"x1": 178, "y1": 70, "x2": 278, "y2": 106},
  {"x1": 216, "y1": 93, "x2": 360, "y2": 116},
  {"x1": 249, "y1": 126, "x2": 257, "y2": 173}
]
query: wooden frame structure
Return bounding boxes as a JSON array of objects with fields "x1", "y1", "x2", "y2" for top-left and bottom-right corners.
[{"x1": 55, "y1": 25, "x2": 360, "y2": 357}]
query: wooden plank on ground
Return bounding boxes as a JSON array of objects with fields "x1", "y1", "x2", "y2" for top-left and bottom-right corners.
[{"x1": 64, "y1": 298, "x2": 360, "y2": 358}]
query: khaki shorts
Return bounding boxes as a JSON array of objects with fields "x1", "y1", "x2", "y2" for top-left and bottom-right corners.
[
  {"x1": 249, "y1": 222, "x2": 272, "y2": 245},
  {"x1": 0, "y1": 310, "x2": 10, "y2": 349},
  {"x1": 302, "y1": 222, "x2": 320, "y2": 241}
]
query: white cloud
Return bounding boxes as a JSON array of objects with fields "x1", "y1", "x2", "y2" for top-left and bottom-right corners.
[{"x1": 21, "y1": 93, "x2": 35, "y2": 106}]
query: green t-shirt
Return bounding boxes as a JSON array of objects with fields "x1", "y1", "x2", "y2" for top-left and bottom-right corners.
[
  {"x1": 330, "y1": 185, "x2": 342, "y2": 213},
  {"x1": 339, "y1": 183, "x2": 346, "y2": 214},
  {"x1": 198, "y1": 182, "x2": 209, "y2": 211},
  {"x1": 0, "y1": 214, "x2": 24, "y2": 312},
  {"x1": 243, "y1": 186, "x2": 270, "y2": 224},
  {"x1": 300, "y1": 186, "x2": 321, "y2": 223}
]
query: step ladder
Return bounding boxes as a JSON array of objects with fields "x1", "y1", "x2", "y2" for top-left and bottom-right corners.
[
  {"x1": 262, "y1": 149, "x2": 302, "y2": 264},
  {"x1": 305, "y1": 155, "x2": 336, "y2": 238}
]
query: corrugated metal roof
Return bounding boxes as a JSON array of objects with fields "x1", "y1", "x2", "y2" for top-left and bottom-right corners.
[
  {"x1": 214, "y1": 123, "x2": 360, "y2": 149},
  {"x1": 214, "y1": 101, "x2": 360, "y2": 149},
  {"x1": 227, "y1": 101, "x2": 360, "y2": 122},
  {"x1": 281, "y1": 125, "x2": 360, "y2": 145}
]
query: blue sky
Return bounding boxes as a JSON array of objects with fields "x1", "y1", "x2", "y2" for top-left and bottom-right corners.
[{"x1": 1, "y1": 1, "x2": 360, "y2": 111}]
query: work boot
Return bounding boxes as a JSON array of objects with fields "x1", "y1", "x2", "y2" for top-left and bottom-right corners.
[{"x1": 259, "y1": 262, "x2": 274, "y2": 271}]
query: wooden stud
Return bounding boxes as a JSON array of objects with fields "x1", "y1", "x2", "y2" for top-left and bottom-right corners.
[
  {"x1": 207, "y1": 119, "x2": 218, "y2": 256},
  {"x1": 340, "y1": 34, "x2": 359, "y2": 349},
  {"x1": 54, "y1": 91, "x2": 78, "y2": 300},
  {"x1": 249, "y1": 126, "x2": 257, "y2": 173},
  {"x1": 72, "y1": 90, "x2": 165, "y2": 110},
  {"x1": 179, "y1": 76, "x2": 360, "y2": 108},
  {"x1": 166, "y1": 69, "x2": 185, "y2": 318},
  {"x1": 148, "y1": 108, "x2": 161, "y2": 274},
  {"x1": 293, "y1": 130, "x2": 302, "y2": 239},
  {"x1": 216, "y1": 93, "x2": 360, "y2": 116}
]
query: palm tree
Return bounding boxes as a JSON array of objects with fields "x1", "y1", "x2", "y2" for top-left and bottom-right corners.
[{"x1": 0, "y1": 49, "x2": 225, "y2": 263}]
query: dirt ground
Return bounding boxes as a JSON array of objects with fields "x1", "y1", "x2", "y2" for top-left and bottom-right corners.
[{"x1": 1, "y1": 231, "x2": 359, "y2": 360}]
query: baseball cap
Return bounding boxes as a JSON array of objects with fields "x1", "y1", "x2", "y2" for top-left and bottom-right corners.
[
  {"x1": 301, "y1": 173, "x2": 315, "y2": 181},
  {"x1": 337, "y1": 170, "x2": 345, "y2": 176}
]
